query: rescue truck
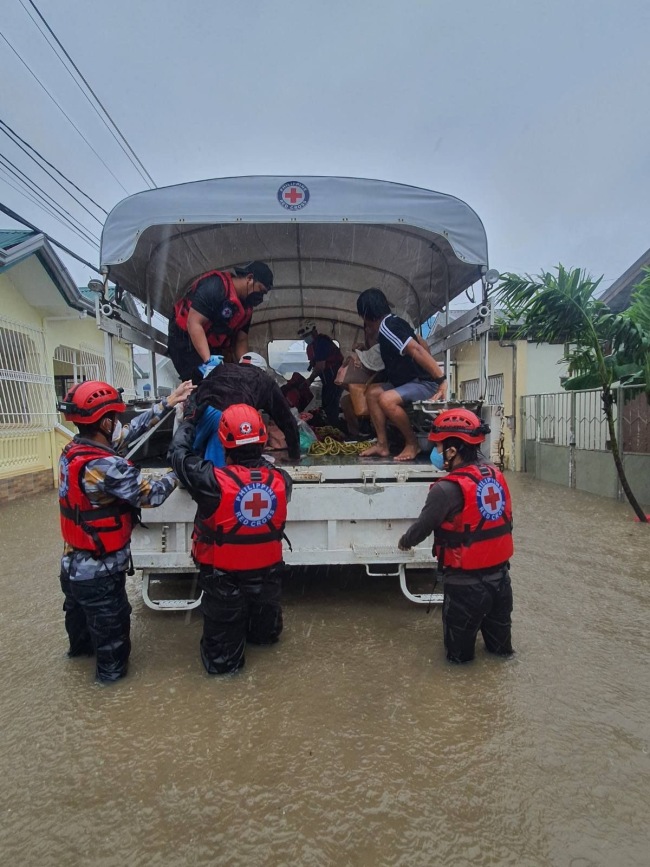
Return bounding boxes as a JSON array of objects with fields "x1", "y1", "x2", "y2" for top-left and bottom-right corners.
[{"x1": 95, "y1": 176, "x2": 497, "y2": 609}]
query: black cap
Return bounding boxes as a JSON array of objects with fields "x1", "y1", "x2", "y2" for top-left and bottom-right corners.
[{"x1": 234, "y1": 261, "x2": 274, "y2": 290}]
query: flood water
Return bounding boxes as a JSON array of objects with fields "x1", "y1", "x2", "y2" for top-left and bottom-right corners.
[{"x1": 1, "y1": 473, "x2": 648, "y2": 866}]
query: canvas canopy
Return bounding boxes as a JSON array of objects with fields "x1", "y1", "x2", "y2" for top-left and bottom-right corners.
[{"x1": 100, "y1": 176, "x2": 488, "y2": 353}]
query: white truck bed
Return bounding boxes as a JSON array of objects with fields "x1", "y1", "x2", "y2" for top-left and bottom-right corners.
[{"x1": 132, "y1": 453, "x2": 443, "y2": 610}]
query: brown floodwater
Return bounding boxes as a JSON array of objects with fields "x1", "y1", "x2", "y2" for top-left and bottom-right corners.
[{"x1": 0, "y1": 474, "x2": 648, "y2": 867}]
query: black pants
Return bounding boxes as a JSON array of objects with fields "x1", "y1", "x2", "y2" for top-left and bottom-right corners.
[
  {"x1": 167, "y1": 323, "x2": 204, "y2": 383},
  {"x1": 198, "y1": 565, "x2": 284, "y2": 675},
  {"x1": 320, "y1": 374, "x2": 343, "y2": 427},
  {"x1": 442, "y1": 569, "x2": 514, "y2": 664},
  {"x1": 60, "y1": 572, "x2": 132, "y2": 682}
]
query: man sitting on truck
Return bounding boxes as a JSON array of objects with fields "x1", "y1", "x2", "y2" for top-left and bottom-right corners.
[
  {"x1": 356, "y1": 288, "x2": 447, "y2": 461},
  {"x1": 168, "y1": 404, "x2": 292, "y2": 675},
  {"x1": 167, "y1": 261, "x2": 274, "y2": 381}
]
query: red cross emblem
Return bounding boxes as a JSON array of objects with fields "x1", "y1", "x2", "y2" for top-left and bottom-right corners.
[
  {"x1": 278, "y1": 180, "x2": 310, "y2": 211},
  {"x1": 284, "y1": 187, "x2": 303, "y2": 205},
  {"x1": 243, "y1": 491, "x2": 269, "y2": 518},
  {"x1": 476, "y1": 477, "x2": 506, "y2": 520}
]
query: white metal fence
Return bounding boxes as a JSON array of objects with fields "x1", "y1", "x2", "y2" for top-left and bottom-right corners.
[
  {"x1": 0, "y1": 317, "x2": 56, "y2": 434},
  {"x1": 521, "y1": 387, "x2": 649, "y2": 454}
]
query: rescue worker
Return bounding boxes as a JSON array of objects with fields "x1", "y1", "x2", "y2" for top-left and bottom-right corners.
[
  {"x1": 167, "y1": 260, "x2": 274, "y2": 381},
  {"x1": 398, "y1": 409, "x2": 514, "y2": 663},
  {"x1": 191, "y1": 357, "x2": 300, "y2": 461},
  {"x1": 297, "y1": 320, "x2": 344, "y2": 426},
  {"x1": 168, "y1": 404, "x2": 292, "y2": 675},
  {"x1": 58, "y1": 379, "x2": 193, "y2": 682}
]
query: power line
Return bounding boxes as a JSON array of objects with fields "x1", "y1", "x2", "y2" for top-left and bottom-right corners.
[
  {"x1": 0, "y1": 118, "x2": 108, "y2": 214},
  {"x1": 0, "y1": 124, "x2": 105, "y2": 225},
  {"x1": 0, "y1": 153, "x2": 100, "y2": 246},
  {"x1": 0, "y1": 201, "x2": 101, "y2": 272},
  {"x1": 19, "y1": 0, "x2": 157, "y2": 189},
  {"x1": 0, "y1": 164, "x2": 94, "y2": 243},
  {"x1": 0, "y1": 30, "x2": 130, "y2": 194}
]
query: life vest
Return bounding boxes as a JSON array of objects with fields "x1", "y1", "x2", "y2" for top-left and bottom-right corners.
[
  {"x1": 173, "y1": 270, "x2": 252, "y2": 351},
  {"x1": 433, "y1": 463, "x2": 513, "y2": 572},
  {"x1": 192, "y1": 465, "x2": 288, "y2": 571},
  {"x1": 58, "y1": 440, "x2": 134, "y2": 556},
  {"x1": 307, "y1": 336, "x2": 343, "y2": 371}
]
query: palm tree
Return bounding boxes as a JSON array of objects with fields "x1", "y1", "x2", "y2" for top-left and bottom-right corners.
[{"x1": 495, "y1": 265, "x2": 650, "y2": 522}]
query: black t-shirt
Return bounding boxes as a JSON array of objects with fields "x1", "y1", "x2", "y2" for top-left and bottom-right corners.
[
  {"x1": 191, "y1": 273, "x2": 250, "y2": 334},
  {"x1": 377, "y1": 315, "x2": 429, "y2": 386}
]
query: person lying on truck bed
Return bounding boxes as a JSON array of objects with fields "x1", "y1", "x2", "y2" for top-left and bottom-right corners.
[
  {"x1": 188, "y1": 355, "x2": 300, "y2": 462},
  {"x1": 355, "y1": 288, "x2": 448, "y2": 462},
  {"x1": 167, "y1": 260, "x2": 274, "y2": 381}
]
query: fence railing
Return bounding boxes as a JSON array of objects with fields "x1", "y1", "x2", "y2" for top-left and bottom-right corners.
[{"x1": 521, "y1": 386, "x2": 649, "y2": 455}]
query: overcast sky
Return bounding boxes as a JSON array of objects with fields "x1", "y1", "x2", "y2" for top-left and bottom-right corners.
[{"x1": 1, "y1": 0, "x2": 649, "y2": 299}]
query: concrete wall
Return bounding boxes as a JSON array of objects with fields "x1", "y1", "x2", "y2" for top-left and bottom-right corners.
[{"x1": 451, "y1": 337, "x2": 568, "y2": 471}]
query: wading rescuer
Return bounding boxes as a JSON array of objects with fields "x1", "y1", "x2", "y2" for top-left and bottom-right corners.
[
  {"x1": 169, "y1": 404, "x2": 292, "y2": 675},
  {"x1": 57, "y1": 379, "x2": 194, "y2": 682},
  {"x1": 398, "y1": 409, "x2": 514, "y2": 663},
  {"x1": 167, "y1": 261, "x2": 274, "y2": 381}
]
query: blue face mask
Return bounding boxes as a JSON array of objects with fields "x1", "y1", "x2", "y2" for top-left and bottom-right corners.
[{"x1": 430, "y1": 448, "x2": 445, "y2": 470}]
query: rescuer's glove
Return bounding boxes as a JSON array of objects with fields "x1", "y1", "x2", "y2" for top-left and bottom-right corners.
[{"x1": 198, "y1": 355, "x2": 224, "y2": 378}]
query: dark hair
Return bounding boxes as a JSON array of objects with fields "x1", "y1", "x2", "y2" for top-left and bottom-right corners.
[
  {"x1": 442, "y1": 436, "x2": 481, "y2": 463},
  {"x1": 226, "y1": 443, "x2": 265, "y2": 465},
  {"x1": 356, "y1": 288, "x2": 391, "y2": 320}
]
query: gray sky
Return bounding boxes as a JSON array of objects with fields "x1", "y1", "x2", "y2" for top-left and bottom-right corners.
[{"x1": 1, "y1": 0, "x2": 649, "y2": 298}]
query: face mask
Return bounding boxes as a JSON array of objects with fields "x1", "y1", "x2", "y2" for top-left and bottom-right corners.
[
  {"x1": 304, "y1": 334, "x2": 314, "y2": 345},
  {"x1": 245, "y1": 291, "x2": 266, "y2": 308},
  {"x1": 430, "y1": 448, "x2": 445, "y2": 470}
]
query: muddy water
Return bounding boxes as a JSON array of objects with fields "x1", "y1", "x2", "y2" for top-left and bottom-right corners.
[{"x1": 0, "y1": 474, "x2": 648, "y2": 867}]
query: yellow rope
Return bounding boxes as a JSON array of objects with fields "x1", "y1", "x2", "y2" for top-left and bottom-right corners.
[{"x1": 308, "y1": 437, "x2": 376, "y2": 456}]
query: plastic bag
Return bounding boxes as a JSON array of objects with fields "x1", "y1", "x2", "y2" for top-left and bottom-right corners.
[{"x1": 297, "y1": 418, "x2": 318, "y2": 453}]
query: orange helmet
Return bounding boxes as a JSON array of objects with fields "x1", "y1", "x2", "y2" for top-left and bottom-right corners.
[
  {"x1": 428, "y1": 408, "x2": 490, "y2": 444},
  {"x1": 218, "y1": 404, "x2": 268, "y2": 449},
  {"x1": 59, "y1": 381, "x2": 126, "y2": 425}
]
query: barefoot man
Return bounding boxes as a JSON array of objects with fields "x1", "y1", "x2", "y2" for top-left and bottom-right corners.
[{"x1": 356, "y1": 288, "x2": 447, "y2": 461}]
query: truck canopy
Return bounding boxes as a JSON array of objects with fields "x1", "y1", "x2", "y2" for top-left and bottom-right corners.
[{"x1": 100, "y1": 175, "x2": 488, "y2": 354}]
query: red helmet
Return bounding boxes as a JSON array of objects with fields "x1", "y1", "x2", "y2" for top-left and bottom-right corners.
[
  {"x1": 428, "y1": 408, "x2": 490, "y2": 444},
  {"x1": 59, "y1": 381, "x2": 126, "y2": 425},
  {"x1": 218, "y1": 404, "x2": 268, "y2": 449}
]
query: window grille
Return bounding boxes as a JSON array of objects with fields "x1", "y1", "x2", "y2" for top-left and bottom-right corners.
[
  {"x1": 460, "y1": 374, "x2": 504, "y2": 405},
  {"x1": 0, "y1": 317, "x2": 56, "y2": 433}
]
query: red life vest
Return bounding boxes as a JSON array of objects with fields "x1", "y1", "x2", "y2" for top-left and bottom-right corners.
[
  {"x1": 58, "y1": 441, "x2": 134, "y2": 556},
  {"x1": 192, "y1": 465, "x2": 288, "y2": 571},
  {"x1": 433, "y1": 463, "x2": 513, "y2": 572},
  {"x1": 173, "y1": 270, "x2": 252, "y2": 351},
  {"x1": 307, "y1": 336, "x2": 344, "y2": 371}
]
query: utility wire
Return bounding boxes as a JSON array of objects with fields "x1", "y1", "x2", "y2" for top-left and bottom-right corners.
[
  {"x1": 20, "y1": 0, "x2": 157, "y2": 189},
  {"x1": 0, "y1": 164, "x2": 93, "y2": 243},
  {"x1": 0, "y1": 118, "x2": 108, "y2": 213},
  {"x1": 0, "y1": 201, "x2": 101, "y2": 272},
  {"x1": 0, "y1": 153, "x2": 100, "y2": 246},
  {"x1": 0, "y1": 125, "x2": 104, "y2": 225},
  {"x1": 0, "y1": 30, "x2": 130, "y2": 194}
]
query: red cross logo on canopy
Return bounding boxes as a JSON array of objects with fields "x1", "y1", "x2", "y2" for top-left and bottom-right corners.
[
  {"x1": 476, "y1": 477, "x2": 506, "y2": 521},
  {"x1": 278, "y1": 180, "x2": 310, "y2": 211},
  {"x1": 234, "y1": 483, "x2": 277, "y2": 527}
]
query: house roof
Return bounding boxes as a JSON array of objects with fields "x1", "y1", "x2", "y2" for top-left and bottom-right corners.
[
  {"x1": 0, "y1": 228, "x2": 138, "y2": 318},
  {"x1": 0, "y1": 229, "x2": 36, "y2": 250},
  {"x1": 600, "y1": 245, "x2": 650, "y2": 312}
]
